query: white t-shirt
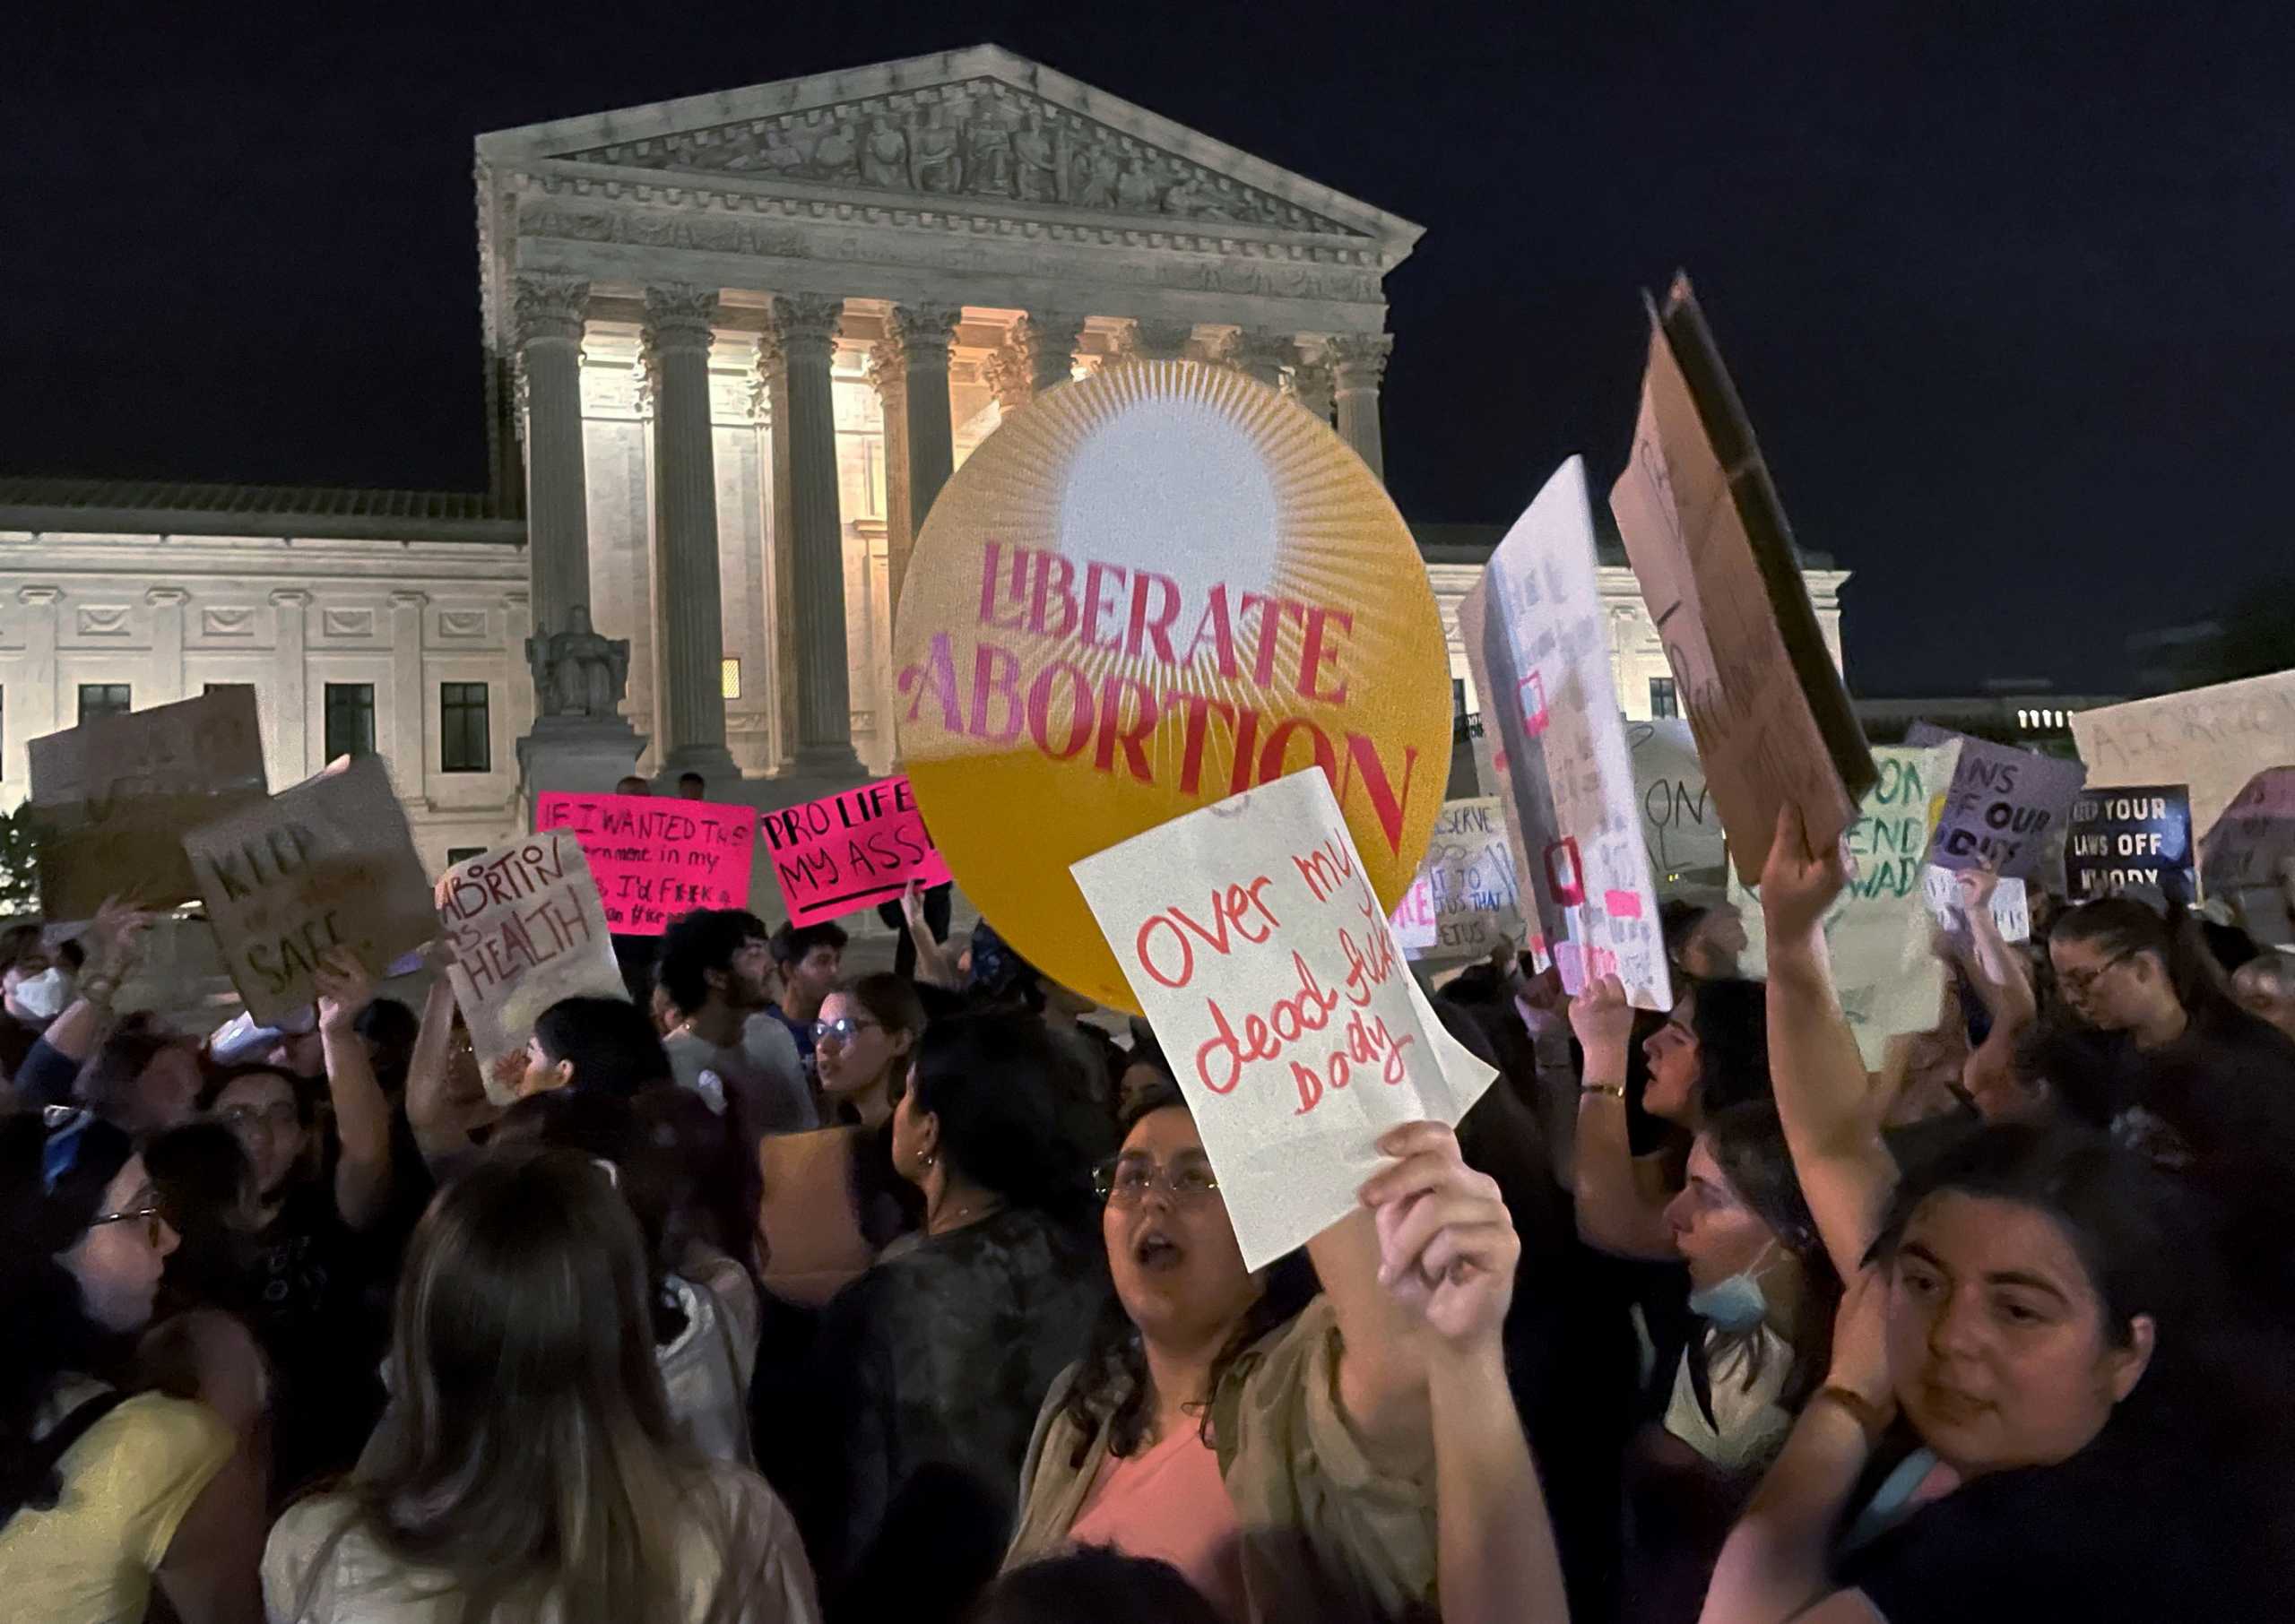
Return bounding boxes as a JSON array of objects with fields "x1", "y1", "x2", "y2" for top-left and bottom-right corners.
[
  {"x1": 264, "y1": 1462, "x2": 819, "y2": 1624},
  {"x1": 665, "y1": 1027, "x2": 814, "y2": 1136},
  {"x1": 1661, "y1": 1325, "x2": 1797, "y2": 1474}
]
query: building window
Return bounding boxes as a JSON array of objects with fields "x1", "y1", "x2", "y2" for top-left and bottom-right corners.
[
  {"x1": 445, "y1": 846, "x2": 485, "y2": 867},
  {"x1": 324, "y1": 683, "x2": 376, "y2": 761},
  {"x1": 439, "y1": 682, "x2": 491, "y2": 773},
  {"x1": 78, "y1": 684, "x2": 132, "y2": 724},
  {"x1": 722, "y1": 657, "x2": 742, "y2": 700},
  {"x1": 1649, "y1": 677, "x2": 1679, "y2": 719}
]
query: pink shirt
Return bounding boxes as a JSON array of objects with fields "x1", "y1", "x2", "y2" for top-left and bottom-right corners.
[{"x1": 1067, "y1": 1424, "x2": 1246, "y2": 1620}]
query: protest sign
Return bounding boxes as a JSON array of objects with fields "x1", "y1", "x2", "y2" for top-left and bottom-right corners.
[
  {"x1": 27, "y1": 687, "x2": 269, "y2": 919},
  {"x1": 2065, "y1": 785, "x2": 2195, "y2": 904},
  {"x1": 1904, "y1": 723, "x2": 2087, "y2": 880},
  {"x1": 182, "y1": 755, "x2": 433, "y2": 1024},
  {"x1": 1630, "y1": 719, "x2": 1724, "y2": 889},
  {"x1": 534, "y1": 793, "x2": 758, "y2": 936},
  {"x1": 1463, "y1": 458, "x2": 1671, "y2": 1007},
  {"x1": 759, "y1": 775, "x2": 952, "y2": 928},
  {"x1": 893, "y1": 359, "x2": 1453, "y2": 1014},
  {"x1": 1387, "y1": 798, "x2": 1523, "y2": 961},
  {"x1": 1071, "y1": 768, "x2": 1495, "y2": 1270},
  {"x1": 1735, "y1": 743, "x2": 1960, "y2": 1068},
  {"x1": 437, "y1": 833, "x2": 627, "y2": 1096},
  {"x1": 1921, "y1": 867, "x2": 2031, "y2": 942},
  {"x1": 2069, "y1": 669, "x2": 2295, "y2": 840},
  {"x1": 2200, "y1": 767, "x2": 2295, "y2": 944},
  {"x1": 1609, "y1": 275, "x2": 1875, "y2": 885}
]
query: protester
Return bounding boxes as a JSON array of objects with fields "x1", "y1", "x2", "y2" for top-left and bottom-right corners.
[
  {"x1": 756, "y1": 975, "x2": 925, "y2": 1305},
  {"x1": 0, "y1": 1110, "x2": 265, "y2": 1623},
  {"x1": 75, "y1": 1018, "x2": 205, "y2": 1135},
  {"x1": 878, "y1": 877, "x2": 954, "y2": 984},
  {"x1": 0, "y1": 921, "x2": 65, "y2": 1080},
  {"x1": 10, "y1": 898, "x2": 150, "y2": 1110},
  {"x1": 801, "y1": 1015, "x2": 1104, "y2": 1607},
  {"x1": 263, "y1": 1146, "x2": 819, "y2": 1622},
  {"x1": 658, "y1": 909, "x2": 814, "y2": 1138},
  {"x1": 616, "y1": 773, "x2": 651, "y2": 796},
  {"x1": 1662, "y1": 899, "x2": 1749, "y2": 982},
  {"x1": 680, "y1": 771, "x2": 708, "y2": 799},
  {"x1": 2231, "y1": 946, "x2": 2295, "y2": 1041},
  {"x1": 768, "y1": 920, "x2": 847, "y2": 1081},
  {"x1": 521, "y1": 993, "x2": 676, "y2": 1099}
]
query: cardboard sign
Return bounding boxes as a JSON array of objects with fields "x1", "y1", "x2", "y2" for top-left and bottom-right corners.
[
  {"x1": 760, "y1": 775, "x2": 953, "y2": 928},
  {"x1": 1070, "y1": 768, "x2": 1496, "y2": 1270},
  {"x1": 437, "y1": 834, "x2": 628, "y2": 1095},
  {"x1": 1388, "y1": 798, "x2": 1523, "y2": 961},
  {"x1": 182, "y1": 755, "x2": 433, "y2": 1024},
  {"x1": 1464, "y1": 458, "x2": 1671, "y2": 1007},
  {"x1": 2070, "y1": 670, "x2": 2295, "y2": 841},
  {"x1": 27, "y1": 687, "x2": 270, "y2": 919},
  {"x1": 892, "y1": 359, "x2": 1453, "y2": 1014},
  {"x1": 2065, "y1": 785, "x2": 2195, "y2": 905},
  {"x1": 1921, "y1": 866, "x2": 2031, "y2": 942},
  {"x1": 1903, "y1": 724, "x2": 2087, "y2": 880},
  {"x1": 534, "y1": 793, "x2": 758, "y2": 936},
  {"x1": 2200, "y1": 767, "x2": 2295, "y2": 944},
  {"x1": 1629, "y1": 719, "x2": 1724, "y2": 890},
  {"x1": 1609, "y1": 275, "x2": 1875, "y2": 885},
  {"x1": 1735, "y1": 743, "x2": 1960, "y2": 1068}
]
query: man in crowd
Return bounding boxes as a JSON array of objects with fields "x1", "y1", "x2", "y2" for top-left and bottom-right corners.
[
  {"x1": 678, "y1": 771, "x2": 707, "y2": 800},
  {"x1": 656, "y1": 908, "x2": 814, "y2": 1141},
  {"x1": 769, "y1": 920, "x2": 846, "y2": 1083}
]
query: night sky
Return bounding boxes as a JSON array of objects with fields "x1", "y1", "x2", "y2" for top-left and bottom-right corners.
[{"x1": 11, "y1": 3, "x2": 2291, "y2": 696}]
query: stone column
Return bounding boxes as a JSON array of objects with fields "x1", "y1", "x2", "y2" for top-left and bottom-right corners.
[
  {"x1": 1217, "y1": 330, "x2": 1296, "y2": 389},
  {"x1": 1113, "y1": 318, "x2": 1198, "y2": 365},
  {"x1": 271, "y1": 589, "x2": 311, "y2": 783},
  {"x1": 512, "y1": 273, "x2": 594, "y2": 649},
  {"x1": 642, "y1": 284, "x2": 740, "y2": 783},
  {"x1": 387, "y1": 592, "x2": 429, "y2": 796},
  {"x1": 18, "y1": 587, "x2": 62, "y2": 738},
  {"x1": 1327, "y1": 333, "x2": 1393, "y2": 482},
  {"x1": 749, "y1": 344, "x2": 799, "y2": 773},
  {"x1": 767, "y1": 293, "x2": 865, "y2": 780},
  {"x1": 1286, "y1": 341, "x2": 1336, "y2": 423},
  {"x1": 868, "y1": 301, "x2": 962, "y2": 620},
  {"x1": 145, "y1": 588, "x2": 187, "y2": 705}
]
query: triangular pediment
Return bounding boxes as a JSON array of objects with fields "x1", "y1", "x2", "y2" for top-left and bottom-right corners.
[{"x1": 478, "y1": 46, "x2": 1418, "y2": 247}]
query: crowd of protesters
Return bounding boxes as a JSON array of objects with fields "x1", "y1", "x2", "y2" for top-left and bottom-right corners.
[{"x1": 3, "y1": 790, "x2": 2293, "y2": 1624}]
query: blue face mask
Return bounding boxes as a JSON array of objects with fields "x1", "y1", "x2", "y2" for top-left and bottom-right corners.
[{"x1": 1688, "y1": 1241, "x2": 1777, "y2": 1332}]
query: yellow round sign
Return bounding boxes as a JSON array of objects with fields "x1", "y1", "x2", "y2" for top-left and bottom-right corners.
[{"x1": 893, "y1": 359, "x2": 1453, "y2": 1014}]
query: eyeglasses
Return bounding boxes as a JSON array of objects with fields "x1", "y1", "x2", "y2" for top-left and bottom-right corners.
[
  {"x1": 1093, "y1": 1155, "x2": 1221, "y2": 1206},
  {"x1": 2057, "y1": 950, "x2": 2135, "y2": 1000},
  {"x1": 812, "y1": 1015, "x2": 882, "y2": 1047},
  {"x1": 218, "y1": 1101, "x2": 300, "y2": 1133},
  {"x1": 91, "y1": 1205, "x2": 169, "y2": 1248}
]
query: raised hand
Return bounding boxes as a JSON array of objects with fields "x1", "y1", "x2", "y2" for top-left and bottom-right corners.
[
  {"x1": 1759, "y1": 800, "x2": 1849, "y2": 944},
  {"x1": 1359, "y1": 1121, "x2": 1520, "y2": 1352},
  {"x1": 312, "y1": 947, "x2": 377, "y2": 1035},
  {"x1": 1566, "y1": 972, "x2": 1635, "y2": 1057}
]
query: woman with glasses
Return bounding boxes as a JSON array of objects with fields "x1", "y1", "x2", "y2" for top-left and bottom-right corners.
[
  {"x1": 197, "y1": 950, "x2": 396, "y2": 1499},
  {"x1": 1002, "y1": 1077, "x2": 1520, "y2": 1624},
  {"x1": 756, "y1": 975, "x2": 927, "y2": 1306},
  {"x1": 0, "y1": 1109, "x2": 265, "y2": 1623},
  {"x1": 792, "y1": 1013, "x2": 1104, "y2": 1614}
]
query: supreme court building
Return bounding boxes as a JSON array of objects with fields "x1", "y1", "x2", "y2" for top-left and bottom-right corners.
[{"x1": 0, "y1": 47, "x2": 1845, "y2": 877}]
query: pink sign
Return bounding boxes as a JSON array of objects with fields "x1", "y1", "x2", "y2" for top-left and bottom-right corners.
[
  {"x1": 534, "y1": 793, "x2": 758, "y2": 936},
  {"x1": 761, "y1": 775, "x2": 953, "y2": 928}
]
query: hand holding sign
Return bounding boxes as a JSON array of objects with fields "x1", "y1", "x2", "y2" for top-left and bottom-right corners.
[
  {"x1": 312, "y1": 948, "x2": 377, "y2": 1037},
  {"x1": 1759, "y1": 801, "x2": 1852, "y2": 946},
  {"x1": 1359, "y1": 1120, "x2": 1518, "y2": 1347}
]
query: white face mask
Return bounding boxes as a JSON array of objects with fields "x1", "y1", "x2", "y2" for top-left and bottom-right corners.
[{"x1": 11, "y1": 967, "x2": 74, "y2": 1024}]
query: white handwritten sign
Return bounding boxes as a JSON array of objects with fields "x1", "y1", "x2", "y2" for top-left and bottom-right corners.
[
  {"x1": 1921, "y1": 867, "x2": 2031, "y2": 943},
  {"x1": 1735, "y1": 743, "x2": 1961, "y2": 1068},
  {"x1": 1071, "y1": 768, "x2": 1496, "y2": 1270},
  {"x1": 1610, "y1": 276, "x2": 1875, "y2": 885},
  {"x1": 437, "y1": 833, "x2": 628, "y2": 1099},
  {"x1": 182, "y1": 756, "x2": 435, "y2": 1024},
  {"x1": 1464, "y1": 459, "x2": 1672, "y2": 1008},
  {"x1": 1389, "y1": 798, "x2": 1524, "y2": 961},
  {"x1": 1630, "y1": 719, "x2": 1723, "y2": 888},
  {"x1": 2070, "y1": 669, "x2": 2295, "y2": 841}
]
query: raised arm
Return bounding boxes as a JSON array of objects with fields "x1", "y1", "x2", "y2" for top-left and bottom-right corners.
[
  {"x1": 1953, "y1": 872, "x2": 2040, "y2": 1115},
  {"x1": 403, "y1": 963, "x2": 481, "y2": 1179},
  {"x1": 314, "y1": 948, "x2": 393, "y2": 1231},
  {"x1": 1568, "y1": 975, "x2": 1680, "y2": 1259},
  {"x1": 1759, "y1": 805, "x2": 1898, "y2": 1281},
  {"x1": 898, "y1": 879, "x2": 962, "y2": 990},
  {"x1": 20, "y1": 898, "x2": 151, "y2": 1104},
  {"x1": 1366, "y1": 1121, "x2": 1566, "y2": 1624}
]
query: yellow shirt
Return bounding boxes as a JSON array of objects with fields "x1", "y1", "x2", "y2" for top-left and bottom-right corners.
[{"x1": 0, "y1": 1386, "x2": 236, "y2": 1624}]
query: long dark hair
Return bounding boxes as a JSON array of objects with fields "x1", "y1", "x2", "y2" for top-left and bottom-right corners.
[
  {"x1": 909, "y1": 1015, "x2": 1091, "y2": 1219},
  {"x1": 2049, "y1": 897, "x2": 2247, "y2": 1032},
  {"x1": 1061, "y1": 1080, "x2": 1317, "y2": 1468},
  {"x1": 1691, "y1": 978, "x2": 1772, "y2": 1116},
  {"x1": 1690, "y1": 1101, "x2": 1841, "y2": 1429},
  {"x1": 302, "y1": 1147, "x2": 769, "y2": 1623},
  {"x1": 533, "y1": 997, "x2": 673, "y2": 1098},
  {"x1": 0, "y1": 1110, "x2": 138, "y2": 1520}
]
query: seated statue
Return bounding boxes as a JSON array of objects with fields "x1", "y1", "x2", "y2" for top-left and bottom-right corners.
[{"x1": 526, "y1": 604, "x2": 630, "y2": 720}]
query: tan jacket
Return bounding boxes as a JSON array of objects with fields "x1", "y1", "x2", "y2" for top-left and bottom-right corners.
[{"x1": 1004, "y1": 1298, "x2": 1439, "y2": 1624}]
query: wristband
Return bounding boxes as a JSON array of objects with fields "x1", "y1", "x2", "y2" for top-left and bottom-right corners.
[
  {"x1": 1579, "y1": 1079, "x2": 1625, "y2": 1101},
  {"x1": 1815, "y1": 1385, "x2": 1892, "y2": 1447}
]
